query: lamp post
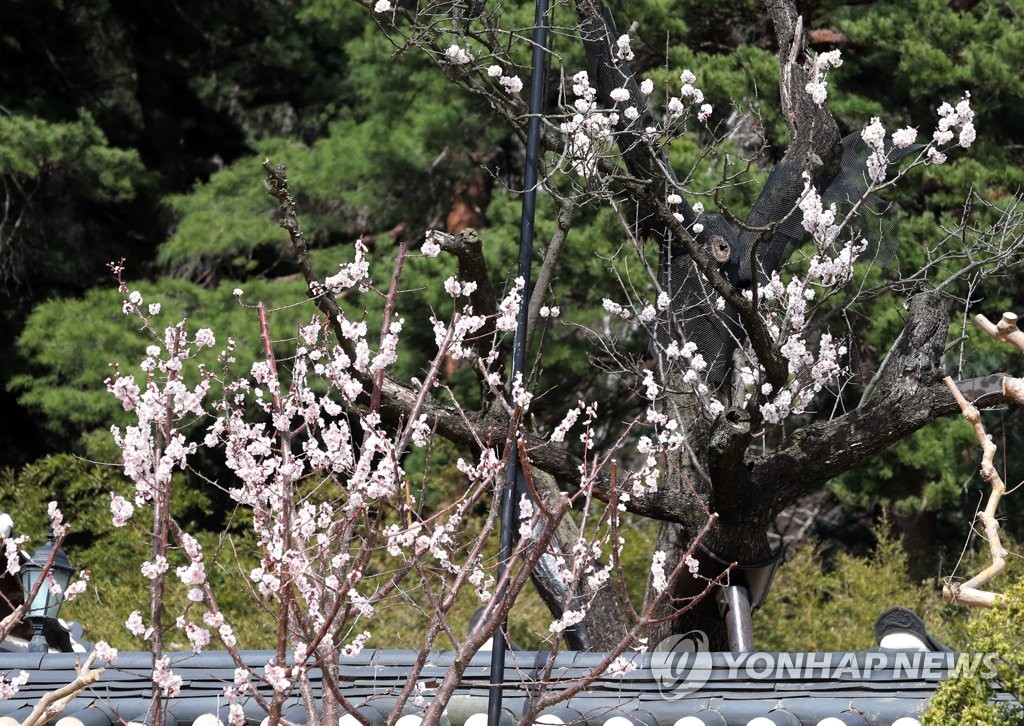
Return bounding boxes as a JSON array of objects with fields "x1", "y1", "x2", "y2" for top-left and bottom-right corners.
[
  {"x1": 487, "y1": 0, "x2": 550, "y2": 722},
  {"x1": 19, "y1": 529, "x2": 74, "y2": 653}
]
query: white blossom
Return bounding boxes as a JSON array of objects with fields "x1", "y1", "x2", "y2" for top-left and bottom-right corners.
[
  {"x1": 959, "y1": 121, "x2": 976, "y2": 148},
  {"x1": 499, "y1": 75, "x2": 523, "y2": 94},
  {"x1": 861, "y1": 117, "x2": 886, "y2": 152},
  {"x1": 926, "y1": 147, "x2": 947, "y2": 165},
  {"x1": 602, "y1": 299, "x2": 630, "y2": 319},
  {"x1": 891, "y1": 126, "x2": 918, "y2": 149},
  {"x1": 615, "y1": 34, "x2": 634, "y2": 61},
  {"x1": 444, "y1": 44, "x2": 473, "y2": 65},
  {"x1": 549, "y1": 608, "x2": 586, "y2": 633},
  {"x1": 651, "y1": 550, "x2": 668, "y2": 593},
  {"x1": 805, "y1": 49, "x2": 842, "y2": 105},
  {"x1": 609, "y1": 87, "x2": 630, "y2": 103},
  {"x1": 422, "y1": 231, "x2": 443, "y2": 257}
]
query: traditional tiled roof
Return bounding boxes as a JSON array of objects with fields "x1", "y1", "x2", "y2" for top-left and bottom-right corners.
[{"x1": 0, "y1": 648, "x2": 1000, "y2": 726}]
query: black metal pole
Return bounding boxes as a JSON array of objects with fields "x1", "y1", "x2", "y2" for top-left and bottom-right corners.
[{"x1": 487, "y1": 0, "x2": 549, "y2": 721}]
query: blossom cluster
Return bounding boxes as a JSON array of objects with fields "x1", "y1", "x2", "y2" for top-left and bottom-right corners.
[
  {"x1": 930, "y1": 93, "x2": 975, "y2": 163},
  {"x1": 560, "y1": 71, "x2": 620, "y2": 177},
  {"x1": 0, "y1": 670, "x2": 29, "y2": 701},
  {"x1": 664, "y1": 69, "x2": 712, "y2": 125},
  {"x1": 487, "y1": 64, "x2": 523, "y2": 95},
  {"x1": 604, "y1": 288, "x2": 726, "y2": 418},
  {"x1": 108, "y1": 239, "x2": 618, "y2": 706},
  {"x1": 804, "y1": 50, "x2": 843, "y2": 106},
  {"x1": 745, "y1": 90, "x2": 978, "y2": 424},
  {"x1": 753, "y1": 205, "x2": 862, "y2": 424}
]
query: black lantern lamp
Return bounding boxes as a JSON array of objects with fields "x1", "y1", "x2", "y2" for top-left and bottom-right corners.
[{"x1": 19, "y1": 529, "x2": 74, "y2": 653}]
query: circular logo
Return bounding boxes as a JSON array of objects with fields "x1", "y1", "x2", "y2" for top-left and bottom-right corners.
[{"x1": 646, "y1": 631, "x2": 712, "y2": 699}]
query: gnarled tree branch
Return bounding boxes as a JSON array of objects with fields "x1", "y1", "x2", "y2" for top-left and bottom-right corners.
[{"x1": 749, "y1": 292, "x2": 1011, "y2": 521}]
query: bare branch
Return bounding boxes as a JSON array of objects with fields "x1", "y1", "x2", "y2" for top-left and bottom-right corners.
[
  {"x1": 940, "y1": 311, "x2": 1024, "y2": 608},
  {"x1": 20, "y1": 652, "x2": 103, "y2": 726}
]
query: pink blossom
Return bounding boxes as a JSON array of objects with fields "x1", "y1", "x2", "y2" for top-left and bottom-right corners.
[
  {"x1": 422, "y1": 232, "x2": 442, "y2": 257},
  {"x1": 63, "y1": 570, "x2": 89, "y2": 601},
  {"x1": 264, "y1": 661, "x2": 291, "y2": 692},
  {"x1": 805, "y1": 49, "x2": 842, "y2": 105},
  {"x1": 959, "y1": 122, "x2": 976, "y2": 148},
  {"x1": 141, "y1": 555, "x2": 168, "y2": 580},
  {"x1": 551, "y1": 404, "x2": 582, "y2": 443},
  {"x1": 443, "y1": 276, "x2": 462, "y2": 297},
  {"x1": 0, "y1": 671, "x2": 29, "y2": 700},
  {"x1": 444, "y1": 44, "x2": 473, "y2": 65},
  {"x1": 650, "y1": 550, "x2": 668, "y2": 593},
  {"x1": 94, "y1": 641, "x2": 118, "y2": 663},
  {"x1": 926, "y1": 147, "x2": 947, "y2": 165},
  {"x1": 602, "y1": 299, "x2": 630, "y2": 319},
  {"x1": 861, "y1": 117, "x2": 886, "y2": 152},
  {"x1": 125, "y1": 610, "x2": 150, "y2": 639},
  {"x1": 219, "y1": 623, "x2": 237, "y2": 648},
  {"x1": 342, "y1": 631, "x2": 371, "y2": 658},
  {"x1": 606, "y1": 655, "x2": 638, "y2": 677},
  {"x1": 4, "y1": 536, "x2": 26, "y2": 576},
  {"x1": 324, "y1": 241, "x2": 370, "y2": 292},
  {"x1": 47, "y1": 501, "x2": 67, "y2": 539},
  {"x1": 153, "y1": 656, "x2": 183, "y2": 697},
  {"x1": 176, "y1": 560, "x2": 206, "y2": 586},
  {"x1": 194, "y1": 328, "x2": 215, "y2": 348},
  {"x1": 495, "y1": 277, "x2": 524, "y2": 331},
  {"x1": 229, "y1": 704, "x2": 245, "y2": 726},
  {"x1": 182, "y1": 621, "x2": 211, "y2": 653}
]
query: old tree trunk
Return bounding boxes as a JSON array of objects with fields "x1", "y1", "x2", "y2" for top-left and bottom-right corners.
[
  {"x1": 562, "y1": 0, "x2": 1007, "y2": 649},
  {"x1": 325, "y1": 0, "x2": 1017, "y2": 653}
]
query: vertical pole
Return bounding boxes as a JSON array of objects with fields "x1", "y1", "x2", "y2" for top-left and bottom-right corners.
[
  {"x1": 716, "y1": 585, "x2": 754, "y2": 652},
  {"x1": 487, "y1": 0, "x2": 549, "y2": 722}
]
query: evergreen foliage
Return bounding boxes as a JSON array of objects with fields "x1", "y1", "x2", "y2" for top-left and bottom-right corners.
[{"x1": 758, "y1": 523, "x2": 961, "y2": 651}]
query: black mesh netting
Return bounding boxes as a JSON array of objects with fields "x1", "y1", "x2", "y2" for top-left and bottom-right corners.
[{"x1": 577, "y1": 0, "x2": 913, "y2": 387}]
